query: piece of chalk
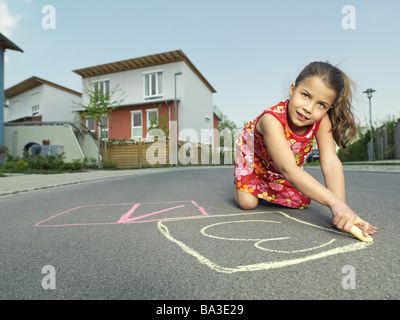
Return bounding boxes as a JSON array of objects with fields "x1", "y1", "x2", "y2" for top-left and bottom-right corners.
[{"x1": 350, "y1": 225, "x2": 373, "y2": 242}]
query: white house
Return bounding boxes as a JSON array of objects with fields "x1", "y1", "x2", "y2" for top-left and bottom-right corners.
[
  {"x1": 73, "y1": 50, "x2": 218, "y2": 147},
  {"x1": 4, "y1": 76, "x2": 82, "y2": 123}
]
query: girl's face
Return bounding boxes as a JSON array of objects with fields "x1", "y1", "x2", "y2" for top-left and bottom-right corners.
[{"x1": 288, "y1": 76, "x2": 336, "y2": 135}]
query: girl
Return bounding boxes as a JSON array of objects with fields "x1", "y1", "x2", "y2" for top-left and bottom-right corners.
[{"x1": 234, "y1": 61, "x2": 377, "y2": 238}]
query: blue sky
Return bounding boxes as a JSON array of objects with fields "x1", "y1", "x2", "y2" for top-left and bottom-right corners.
[{"x1": 1, "y1": 0, "x2": 399, "y2": 127}]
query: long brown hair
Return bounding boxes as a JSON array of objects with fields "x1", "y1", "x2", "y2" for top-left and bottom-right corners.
[{"x1": 294, "y1": 62, "x2": 357, "y2": 150}]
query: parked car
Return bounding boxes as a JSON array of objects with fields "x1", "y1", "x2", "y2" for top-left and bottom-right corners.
[{"x1": 306, "y1": 149, "x2": 319, "y2": 162}]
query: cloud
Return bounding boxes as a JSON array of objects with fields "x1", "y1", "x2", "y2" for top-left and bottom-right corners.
[
  {"x1": 0, "y1": 0, "x2": 23, "y2": 62},
  {"x1": 0, "y1": 0, "x2": 21, "y2": 38}
]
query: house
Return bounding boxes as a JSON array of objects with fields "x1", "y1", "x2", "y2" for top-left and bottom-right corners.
[
  {"x1": 73, "y1": 50, "x2": 217, "y2": 148},
  {"x1": 4, "y1": 76, "x2": 81, "y2": 123},
  {"x1": 0, "y1": 32, "x2": 23, "y2": 159}
]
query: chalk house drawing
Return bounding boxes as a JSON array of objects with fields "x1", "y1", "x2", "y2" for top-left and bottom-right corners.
[
  {"x1": 34, "y1": 200, "x2": 209, "y2": 227},
  {"x1": 35, "y1": 202, "x2": 371, "y2": 274},
  {"x1": 158, "y1": 211, "x2": 371, "y2": 273}
]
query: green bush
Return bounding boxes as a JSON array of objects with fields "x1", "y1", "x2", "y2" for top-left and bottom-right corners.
[
  {"x1": 338, "y1": 129, "x2": 371, "y2": 162},
  {"x1": 27, "y1": 154, "x2": 65, "y2": 170},
  {"x1": 15, "y1": 159, "x2": 29, "y2": 171},
  {"x1": 62, "y1": 159, "x2": 84, "y2": 171},
  {"x1": 62, "y1": 162, "x2": 77, "y2": 171},
  {"x1": 0, "y1": 153, "x2": 91, "y2": 174},
  {"x1": 102, "y1": 160, "x2": 118, "y2": 169},
  {"x1": 385, "y1": 145, "x2": 395, "y2": 159},
  {"x1": 72, "y1": 159, "x2": 83, "y2": 170},
  {"x1": 3, "y1": 161, "x2": 16, "y2": 170},
  {"x1": 82, "y1": 157, "x2": 99, "y2": 169}
]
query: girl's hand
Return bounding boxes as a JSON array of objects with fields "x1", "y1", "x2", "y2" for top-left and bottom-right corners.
[{"x1": 330, "y1": 200, "x2": 377, "y2": 237}]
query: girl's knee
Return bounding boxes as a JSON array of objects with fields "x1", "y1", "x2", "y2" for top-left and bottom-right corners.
[
  {"x1": 234, "y1": 189, "x2": 259, "y2": 210},
  {"x1": 238, "y1": 200, "x2": 258, "y2": 210}
]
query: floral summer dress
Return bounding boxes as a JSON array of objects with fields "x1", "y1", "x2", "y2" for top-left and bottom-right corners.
[{"x1": 234, "y1": 100, "x2": 322, "y2": 209}]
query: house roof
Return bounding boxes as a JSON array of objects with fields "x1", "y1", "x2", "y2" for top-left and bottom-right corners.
[
  {"x1": 73, "y1": 50, "x2": 216, "y2": 93},
  {"x1": 0, "y1": 33, "x2": 23, "y2": 52},
  {"x1": 5, "y1": 76, "x2": 82, "y2": 99}
]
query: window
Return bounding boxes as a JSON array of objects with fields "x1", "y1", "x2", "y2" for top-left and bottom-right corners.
[
  {"x1": 31, "y1": 92, "x2": 40, "y2": 115},
  {"x1": 131, "y1": 111, "x2": 142, "y2": 138},
  {"x1": 205, "y1": 116, "x2": 211, "y2": 130},
  {"x1": 147, "y1": 109, "x2": 158, "y2": 128},
  {"x1": 93, "y1": 80, "x2": 110, "y2": 97},
  {"x1": 85, "y1": 117, "x2": 108, "y2": 139},
  {"x1": 204, "y1": 116, "x2": 211, "y2": 143},
  {"x1": 32, "y1": 104, "x2": 40, "y2": 115},
  {"x1": 86, "y1": 118, "x2": 95, "y2": 132},
  {"x1": 146, "y1": 109, "x2": 159, "y2": 138},
  {"x1": 99, "y1": 116, "x2": 109, "y2": 140},
  {"x1": 143, "y1": 71, "x2": 163, "y2": 101}
]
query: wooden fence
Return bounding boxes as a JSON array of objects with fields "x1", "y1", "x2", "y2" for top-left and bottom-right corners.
[
  {"x1": 375, "y1": 120, "x2": 400, "y2": 160},
  {"x1": 101, "y1": 140, "x2": 229, "y2": 169}
]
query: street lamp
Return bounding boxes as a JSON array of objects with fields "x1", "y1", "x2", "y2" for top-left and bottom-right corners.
[
  {"x1": 174, "y1": 72, "x2": 182, "y2": 167},
  {"x1": 363, "y1": 88, "x2": 376, "y2": 161}
]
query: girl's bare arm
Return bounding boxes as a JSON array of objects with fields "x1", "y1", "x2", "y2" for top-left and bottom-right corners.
[{"x1": 257, "y1": 113, "x2": 377, "y2": 236}]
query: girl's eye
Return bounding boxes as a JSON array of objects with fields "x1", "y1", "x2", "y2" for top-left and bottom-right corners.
[
  {"x1": 318, "y1": 103, "x2": 328, "y2": 109},
  {"x1": 302, "y1": 93, "x2": 309, "y2": 98}
]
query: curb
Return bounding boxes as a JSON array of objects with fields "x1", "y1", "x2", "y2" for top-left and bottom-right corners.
[
  {"x1": 306, "y1": 165, "x2": 400, "y2": 174},
  {"x1": 0, "y1": 176, "x2": 119, "y2": 197}
]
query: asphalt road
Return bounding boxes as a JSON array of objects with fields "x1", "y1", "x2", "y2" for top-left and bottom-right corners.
[{"x1": 0, "y1": 167, "x2": 399, "y2": 302}]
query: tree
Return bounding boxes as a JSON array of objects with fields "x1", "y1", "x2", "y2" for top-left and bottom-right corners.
[
  {"x1": 75, "y1": 80, "x2": 125, "y2": 165},
  {"x1": 213, "y1": 106, "x2": 240, "y2": 164},
  {"x1": 213, "y1": 105, "x2": 239, "y2": 148},
  {"x1": 147, "y1": 104, "x2": 171, "y2": 140},
  {"x1": 337, "y1": 115, "x2": 400, "y2": 161}
]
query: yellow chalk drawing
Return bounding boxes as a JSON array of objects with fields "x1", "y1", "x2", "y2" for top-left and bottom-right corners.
[
  {"x1": 201, "y1": 220, "x2": 285, "y2": 241},
  {"x1": 157, "y1": 211, "x2": 372, "y2": 274}
]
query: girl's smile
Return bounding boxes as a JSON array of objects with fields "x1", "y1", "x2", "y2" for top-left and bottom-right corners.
[
  {"x1": 296, "y1": 110, "x2": 309, "y2": 121},
  {"x1": 288, "y1": 76, "x2": 336, "y2": 135}
]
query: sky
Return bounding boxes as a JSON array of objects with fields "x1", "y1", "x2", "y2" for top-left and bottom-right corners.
[{"x1": 1, "y1": 0, "x2": 399, "y2": 128}]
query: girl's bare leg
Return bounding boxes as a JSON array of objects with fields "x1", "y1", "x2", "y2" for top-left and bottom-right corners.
[{"x1": 234, "y1": 188, "x2": 259, "y2": 210}]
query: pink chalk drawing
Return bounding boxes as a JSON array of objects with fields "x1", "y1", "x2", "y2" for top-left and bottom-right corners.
[{"x1": 35, "y1": 200, "x2": 209, "y2": 227}]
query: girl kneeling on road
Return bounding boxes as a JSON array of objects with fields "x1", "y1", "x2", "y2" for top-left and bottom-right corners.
[{"x1": 234, "y1": 61, "x2": 377, "y2": 238}]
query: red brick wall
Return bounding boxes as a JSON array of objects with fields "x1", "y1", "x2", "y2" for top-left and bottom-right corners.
[
  {"x1": 109, "y1": 103, "x2": 171, "y2": 140},
  {"x1": 213, "y1": 113, "x2": 220, "y2": 148}
]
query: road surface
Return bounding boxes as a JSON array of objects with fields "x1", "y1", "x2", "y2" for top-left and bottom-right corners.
[{"x1": 0, "y1": 167, "x2": 399, "y2": 303}]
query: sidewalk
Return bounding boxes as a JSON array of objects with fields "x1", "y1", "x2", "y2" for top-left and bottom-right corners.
[
  {"x1": 0, "y1": 166, "x2": 225, "y2": 197},
  {"x1": 306, "y1": 159, "x2": 400, "y2": 174},
  {"x1": 0, "y1": 162, "x2": 399, "y2": 197}
]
